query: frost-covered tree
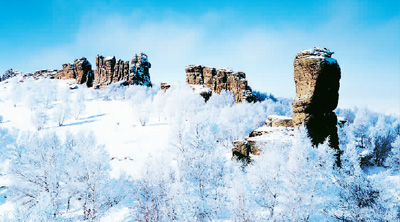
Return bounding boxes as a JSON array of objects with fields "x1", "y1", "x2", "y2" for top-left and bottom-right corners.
[
  {"x1": 279, "y1": 129, "x2": 337, "y2": 221},
  {"x1": 206, "y1": 90, "x2": 235, "y2": 108},
  {"x1": 227, "y1": 165, "x2": 255, "y2": 222},
  {"x1": 41, "y1": 79, "x2": 58, "y2": 108},
  {"x1": 129, "y1": 156, "x2": 180, "y2": 221},
  {"x1": 53, "y1": 88, "x2": 72, "y2": 126},
  {"x1": 6, "y1": 131, "x2": 124, "y2": 221},
  {"x1": 170, "y1": 116, "x2": 230, "y2": 221},
  {"x1": 246, "y1": 140, "x2": 289, "y2": 221},
  {"x1": 72, "y1": 87, "x2": 87, "y2": 120},
  {"x1": 63, "y1": 132, "x2": 125, "y2": 221},
  {"x1": 8, "y1": 77, "x2": 23, "y2": 107},
  {"x1": 31, "y1": 108, "x2": 47, "y2": 130},
  {"x1": 385, "y1": 135, "x2": 400, "y2": 172},
  {"x1": 164, "y1": 84, "x2": 205, "y2": 122},
  {"x1": 7, "y1": 132, "x2": 68, "y2": 220},
  {"x1": 330, "y1": 140, "x2": 399, "y2": 221}
]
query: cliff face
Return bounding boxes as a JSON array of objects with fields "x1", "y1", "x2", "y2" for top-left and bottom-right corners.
[
  {"x1": 292, "y1": 47, "x2": 341, "y2": 164},
  {"x1": 185, "y1": 65, "x2": 253, "y2": 103}
]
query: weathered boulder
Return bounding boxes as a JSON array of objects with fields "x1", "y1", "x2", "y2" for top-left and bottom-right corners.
[
  {"x1": 265, "y1": 115, "x2": 294, "y2": 128},
  {"x1": 185, "y1": 65, "x2": 254, "y2": 103},
  {"x1": 292, "y1": 47, "x2": 341, "y2": 164},
  {"x1": 160, "y1": 82, "x2": 171, "y2": 92}
]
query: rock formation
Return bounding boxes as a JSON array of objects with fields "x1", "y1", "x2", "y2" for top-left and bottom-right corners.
[
  {"x1": 160, "y1": 82, "x2": 171, "y2": 92},
  {"x1": 94, "y1": 53, "x2": 151, "y2": 89},
  {"x1": 74, "y1": 58, "x2": 94, "y2": 87},
  {"x1": 1, "y1": 69, "x2": 21, "y2": 82},
  {"x1": 185, "y1": 65, "x2": 254, "y2": 103},
  {"x1": 292, "y1": 47, "x2": 341, "y2": 164},
  {"x1": 32, "y1": 69, "x2": 58, "y2": 79},
  {"x1": 57, "y1": 64, "x2": 75, "y2": 79},
  {"x1": 233, "y1": 115, "x2": 295, "y2": 160},
  {"x1": 7, "y1": 53, "x2": 151, "y2": 89},
  {"x1": 265, "y1": 115, "x2": 294, "y2": 128},
  {"x1": 57, "y1": 57, "x2": 94, "y2": 87},
  {"x1": 130, "y1": 53, "x2": 152, "y2": 87}
]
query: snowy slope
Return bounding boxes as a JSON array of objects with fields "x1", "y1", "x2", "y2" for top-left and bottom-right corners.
[{"x1": 0, "y1": 79, "x2": 170, "y2": 179}]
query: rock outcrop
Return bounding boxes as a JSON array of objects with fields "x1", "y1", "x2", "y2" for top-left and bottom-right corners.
[
  {"x1": 185, "y1": 65, "x2": 254, "y2": 103},
  {"x1": 32, "y1": 69, "x2": 58, "y2": 79},
  {"x1": 55, "y1": 53, "x2": 152, "y2": 89},
  {"x1": 74, "y1": 58, "x2": 94, "y2": 86},
  {"x1": 56, "y1": 57, "x2": 94, "y2": 87},
  {"x1": 57, "y1": 64, "x2": 75, "y2": 79},
  {"x1": 130, "y1": 53, "x2": 152, "y2": 87},
  {"x1": 160, "y1": 82, "x2": 171, "y2": 92},
  {"x1": 233, "y1": 115, "x2": 295, "y2": 159},
  {"x1": 265, "y1": 115, "x2": 294, "y2": 128},
  {"x1": 94, "y1": 53, "x2": 151, "y2": 89},
  {"x1": 1, "y1": 69, "x2": 21, "y2": 82},
  {"x1": 292, "y1": 47, "x2": 341, "y2": 164}
]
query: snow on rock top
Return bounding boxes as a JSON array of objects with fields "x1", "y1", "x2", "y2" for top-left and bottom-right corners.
[
  {"x1": 104, "y1": 56, "x2": 115, "y2": 61},
  {"x1": 297, "y1": 47, "x2": 338, "y2": 64},
  {"x1": 299, "y1": 47, "x2": 334, "y2": 57}
]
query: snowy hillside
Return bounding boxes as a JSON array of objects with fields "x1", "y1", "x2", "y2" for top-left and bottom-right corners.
[{"x1": 0, "y1": 77, "x2": 399, "y2": 221}]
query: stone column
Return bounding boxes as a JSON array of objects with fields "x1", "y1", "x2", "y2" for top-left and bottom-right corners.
[{"x1": 292, "y1": 47, "x2": 341, "y2": 165}]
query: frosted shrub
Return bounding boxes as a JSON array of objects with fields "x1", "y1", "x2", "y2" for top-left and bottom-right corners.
[
  {"x1": 31, "y1": 109, "x2": 47, "y2": 130},
  {"x1": 53, "y1": 103, "x2": 71, "y2": 126},
  {"x1": 138, "y1": 108, "x2": 149, "y2": 126}
]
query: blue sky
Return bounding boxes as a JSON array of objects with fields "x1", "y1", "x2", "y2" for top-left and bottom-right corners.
[{"x1": 1, "y1": 0, "x2": 399, "y2": 114}]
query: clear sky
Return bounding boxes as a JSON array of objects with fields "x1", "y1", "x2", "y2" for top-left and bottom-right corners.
[{"x1": 1, "y1": 0, "x2": 399, "y2": 114}]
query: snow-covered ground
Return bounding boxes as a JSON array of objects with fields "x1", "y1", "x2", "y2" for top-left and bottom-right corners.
[{"x1": 0, "y1": 80, "x2": 170, "y2": 179}]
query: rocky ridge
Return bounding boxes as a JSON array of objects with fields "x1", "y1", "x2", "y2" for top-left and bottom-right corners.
[
  {"x1": 20, "y1": 53, "x2": 154, "y2": 89},
  {"x1": 1, "y1": 69, "x2": 21, "y2": 82}
]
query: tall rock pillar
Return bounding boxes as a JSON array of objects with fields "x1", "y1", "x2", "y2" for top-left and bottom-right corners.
[{"x1": 292, "y1": 47, "x2": 341, "y2": 165}]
